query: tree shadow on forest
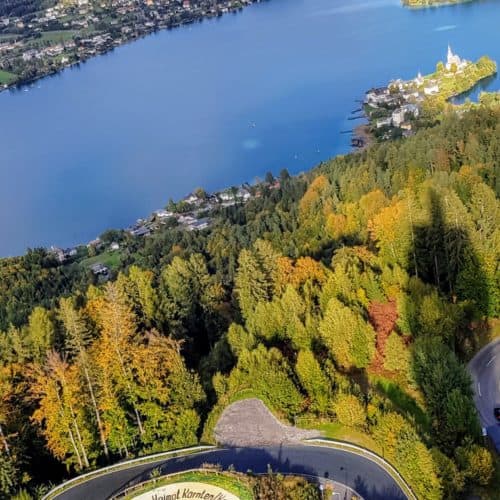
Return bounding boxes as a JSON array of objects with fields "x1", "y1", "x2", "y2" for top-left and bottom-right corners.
[
  {"x1": 404, "y1": 188, "x2": 491, "y2": 450},
  {"x1": 407, "y1": 188, "x2": 490, "y2": 353},
  {"x1": 375, "y1": 379, "x2": 431, "y2": 435}
]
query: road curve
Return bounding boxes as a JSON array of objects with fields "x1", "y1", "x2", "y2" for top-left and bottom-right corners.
[
  {"x1": 468, "y1": 338, "x2": 500, "y2": 452},
  {"x1": 54, "y1": 445, "x2": 407, "y2": 500}
]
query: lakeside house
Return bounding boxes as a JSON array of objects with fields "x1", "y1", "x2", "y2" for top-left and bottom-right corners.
[
  {"x1": 154, "y1": 209, "x2": 174, "y2": 219},
  {"x1": 90, "y1": 263, "x2": 110, "y2": 282},
  {"x1": 424, "y1": 83, "x2": 440, "y2": 95},
  {"x1": 376, "y1": 117, "x2": 392, "y2": 128},
  {"x1": 183, "y1": 193, "x2": 204, "y2": 206},
  {"x1": 49, "y1": 246, "x2": 77, "y2": 263},
  {"x1": 87, "y1": 238, "x2": 102, "y2": 250},
  {"x1": 128, "y1": 225, "x2": 151, "y2": 237},
  {"x1": 188, "y1": 217, "x2": 211, "y2": 231}
]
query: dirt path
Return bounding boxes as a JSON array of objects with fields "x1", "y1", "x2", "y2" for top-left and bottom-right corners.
[{"x1": 214, "y1": 398, "x2": 320, "y2": 447}]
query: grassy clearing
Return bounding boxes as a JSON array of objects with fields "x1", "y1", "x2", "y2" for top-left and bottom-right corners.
[
  {"x1": 80, "y1": 251, "x2": 122, "y2": 270},
  {"x1": 40, "y1": 30, "x2": 77, "y2": 43},
  {"x1": 298, "y1": 418, "x2": 384, "y2": 455},
  {"x1": 371, "y1": 376, "x2": 431, "y2": 433},
  {"x1": 0, "y1": 69, "x2": 17, "y2": 85},
  {"x1": 123, "y1": 470, "x2": 253, "y2": 500}
]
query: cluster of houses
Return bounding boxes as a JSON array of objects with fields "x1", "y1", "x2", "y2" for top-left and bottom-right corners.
[
  {"x1": 47, "y1": 182, "x2": 258, "y2": 278},
  {"x1": 363, "y1": 45, "x2": 470, "y2": 137},
  {"x1": 135, "y1": 185, "x2": 254, "y2": 234},
  {"x1": 0, "y1": 0, "x2": 259, "y2": 89},
  {"x1": 48, "y1": 245, "x2": 78, "y2": 264}
]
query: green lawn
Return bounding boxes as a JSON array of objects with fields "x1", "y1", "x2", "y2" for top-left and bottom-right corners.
[
  {"x1": 371, "y1": 376, "x2": 431, "y2": 434},
  {"x1": 0, "y1": 69, "x2": 17, "y2": 85},
  {"x1": 40, "y1": 30, "x2": 77, "y2": 43},
  {"x1": 80, "y1": 251, "x2": 122, "y2": 270},
  {"x1": 124, "y1": 470, "x2": 253, "y2": 500},
  {"x1": 298, "y1": 418, "x2": 385, "y2": 455}
]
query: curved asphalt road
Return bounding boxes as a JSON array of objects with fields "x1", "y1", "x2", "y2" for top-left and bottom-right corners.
[
  {"x1": 468, "y1": 338, "x2": 500, "y2": 452},
  {"x1": 54, "y1": 445, "x2": 407, "y2": 500}
]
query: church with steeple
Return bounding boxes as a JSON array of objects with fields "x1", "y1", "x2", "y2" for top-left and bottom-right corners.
[{"x1": 446, "y1": 45, "x2": 468, "y2": 72}]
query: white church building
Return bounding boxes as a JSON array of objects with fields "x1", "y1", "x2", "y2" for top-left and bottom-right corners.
[{"x1": 445, "y1": 45, "x2": 468, "y2": 72}]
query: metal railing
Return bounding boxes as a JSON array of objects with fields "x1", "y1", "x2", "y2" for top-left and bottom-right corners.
[
  {"x1": 305, "y1": 438, "x2": 417, "y2": 500},
  {"x1": 42, "y1": 445, "x2": 216, "y2": 500}
]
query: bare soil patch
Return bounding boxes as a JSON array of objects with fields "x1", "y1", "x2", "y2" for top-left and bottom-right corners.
[{"x1": 214, "y1": 398, "x2": 320, "y2": 447}]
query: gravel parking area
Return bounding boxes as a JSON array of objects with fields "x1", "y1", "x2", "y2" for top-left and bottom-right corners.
[{"x1": 214, "y1": 398, "x2": 319, "y2": 447}]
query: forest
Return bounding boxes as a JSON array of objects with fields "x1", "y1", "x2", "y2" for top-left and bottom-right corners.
[
  {"x1": 0, "y1": 0, "x2": 52, "y2": 18},
  {"x1": 0, "y1": 103, "x2": 499, "y2": 499}
]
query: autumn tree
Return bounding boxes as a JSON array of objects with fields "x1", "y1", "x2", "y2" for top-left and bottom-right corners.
[
  {"x1": 334, "y1": 393, "x2": 366, "y2": 428},
  {"x1": 31, "y1": 351, "x2": 94, "y2": 471},
  {"x1": 59, "y1": 297, "x2": 109, "y2": 460},
  {"x1": 117, "y1": 266, "x2": 158, "y2": 328},
  {"x1": 368, "y1": 299, "x2": 398, "y2": 360},
  {"x1": 319, "y1": 298, "x2": 375, "y2": 370},
  {"x1": 295, "y1": 350, "x2": 332, "y2": 415},
  {"x1": 384, "y1": 332, "x2": 410, "y2": 375},
  {"x1": 128, "y1": 331, "x2": 205, "y2": 452},
  {"x1": 372, "y1": 411, "x2": 441, "y2": 499},
  {"x1": 91, "y1": 282, "x2": 144, "y2": 437},
  {"x1": 235, "y1": 241, "x2": 279, "y2": 320},
  {"x1": 26, "y1": 307, "x2": 54, "y2": 362}
]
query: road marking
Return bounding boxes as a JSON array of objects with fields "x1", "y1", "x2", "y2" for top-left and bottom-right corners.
[
  {"x1": 478, "y1": 383, "x2": 482, "y2": 397},
  {"x1": 486, "y1": 355, "x2": 497, "y2": 366}
]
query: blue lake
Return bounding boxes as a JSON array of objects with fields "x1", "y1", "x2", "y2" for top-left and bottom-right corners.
[{"x1": 0, "y1": 0, "x2": 499, "y2": 256}]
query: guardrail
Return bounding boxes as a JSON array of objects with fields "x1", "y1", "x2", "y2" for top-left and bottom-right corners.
[
  {"x1": 305, "y1": 438, "x2": 417, "y2": 500},
  {"x1": 111, "y1": 468, "x2": 226, "y2": 499},
  {"x1": 42, "y1": 445, "x2": 216, "y2": 500},
  {"x1": 111, "y1": 468, "x2": 363, "y2": 500},
  {"x1": 42, "y1": 438, "x2": 417, "y2": 499}
]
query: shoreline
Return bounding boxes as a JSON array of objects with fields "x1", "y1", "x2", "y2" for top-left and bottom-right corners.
[
  {"x1": 360, "y1": 51, "x2": 497, "y2": 144},
  {"x1": 0, "y1": 0, "x2": 263, "y2": 94},
  {"x1": 402, "y1": 0, "x2": 475, "y2": 9},
  {"x1": 352, "y1": 124, "x2": 373, "y2": 151}
]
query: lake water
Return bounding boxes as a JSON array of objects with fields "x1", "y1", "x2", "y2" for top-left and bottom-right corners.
[{"x1": 0, "y1": 0, "x2": 499, "y2": 256}]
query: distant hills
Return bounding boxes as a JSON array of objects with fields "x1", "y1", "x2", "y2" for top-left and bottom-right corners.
[{"x1": 402, "y1": 0, "x2": 474, "y2": 7}]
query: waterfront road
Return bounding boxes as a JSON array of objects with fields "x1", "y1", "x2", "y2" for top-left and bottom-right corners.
[
  {"x1": 54, "y1": 445, "x2": 407, "y2": 500},
  {"x1": 469, "y1": 338, "x2": 500, "y2": 452}
]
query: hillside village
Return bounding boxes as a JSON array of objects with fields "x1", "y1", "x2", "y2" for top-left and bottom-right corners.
[
  {"x1": 48, "y1": 179, "x2": 281, "y2": 278},
  {"x1": 0, "y1": 0, "x2": 260, "y2": 89}
]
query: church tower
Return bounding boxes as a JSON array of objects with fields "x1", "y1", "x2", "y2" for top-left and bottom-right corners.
[{"x1": 447, "y1": 44, "x2": 454, "y2": 62}]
